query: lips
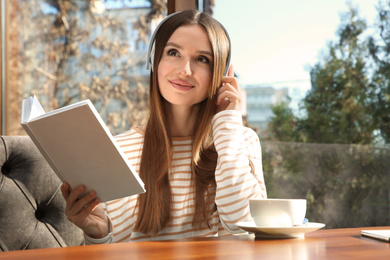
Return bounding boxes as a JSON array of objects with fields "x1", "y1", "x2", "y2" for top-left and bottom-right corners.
[{"x1": 169, "y1": 79, "x2": 194, "y2": 91}]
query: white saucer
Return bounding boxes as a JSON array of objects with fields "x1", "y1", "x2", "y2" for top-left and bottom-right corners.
[{"x1": 236, "y1": 222, "x2": 326, "y2": 239}]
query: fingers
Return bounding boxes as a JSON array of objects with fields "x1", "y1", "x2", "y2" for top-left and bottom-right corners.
[
  {"x1": 216, "y1": 64, "x2": 240, "y2": 110},
  {"x1": 63, "y1": 184, "x2": 98, "y2": 222},
  {"x1": 61, "y1": 183, "x2": 107, "y2": 237},
  {"x1": 222, "y1": 64, "x2": 236, "y2": 86},
  {"x1": 227, "y1": 64, "x2": 234, "y2": 77},
  {"x1": 65, "y1": 185, "x2": 86, "y2": 212},
  {"x1": 220, "y1": 64, "x2": 238, "y2": 96},
  {"x1": 61, "y1": 182, "x2": 71, "y2": 200},
  {"x1": 74, "y1": 194, "x2": 101, "y2": 221},
  {"x1": 216, "y1": 83, "x2": 239, "y2": 105}
]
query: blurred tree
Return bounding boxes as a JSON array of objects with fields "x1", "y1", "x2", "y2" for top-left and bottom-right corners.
[
  {"x1": 268, "y1": 4, "x2": 387, "y2": 146},
  {"x1": 304, "y1": 6, "x2": 378, "y2": 145},
  {"x1": 267, "y1": 100, "x2": 303, "y2": 143},
  {"x1": 263, "y1": 2, "x2": 390, "y2": 228},
  {"x1": 367, "y1": 0, "x2": 390, "y2": 144},
  {"x1": 9, "y1": 0, "x2": 167, "y2": 135}
]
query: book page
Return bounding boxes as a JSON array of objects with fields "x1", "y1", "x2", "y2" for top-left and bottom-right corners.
[{"x1": 21, "y1": 95, "x2": 46, "y2": 123}]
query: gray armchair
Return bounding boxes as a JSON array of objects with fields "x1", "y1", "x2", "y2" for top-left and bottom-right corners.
[{"x1": 0, "y1": 136, "x2": 84, "y2": 251}]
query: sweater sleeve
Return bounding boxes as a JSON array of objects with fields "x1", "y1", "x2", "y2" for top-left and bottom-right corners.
[
  {"x1": 84, "y1": 212, "x2": 114, "y2": 245},
  {"x1": 212, "y1": 110, "x2": 267, "y2": 233}
]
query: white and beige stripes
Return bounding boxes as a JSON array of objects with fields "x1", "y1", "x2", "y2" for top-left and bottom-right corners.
[{"x1": 85, "y1": 110, "x2": 266, "y2": 244}]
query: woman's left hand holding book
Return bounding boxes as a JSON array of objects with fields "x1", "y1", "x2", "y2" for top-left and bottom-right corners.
[{"x1": 61, "y1": 182, "x2": 110, "y2": 239}]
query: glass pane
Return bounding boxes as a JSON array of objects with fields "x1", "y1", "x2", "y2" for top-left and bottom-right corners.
[
  {"x1": 214, "y1": 0, "x2": 390, "y2": 228},
  {"x1": 4, "y1": 0, "x2": 167, "y2": 135}
]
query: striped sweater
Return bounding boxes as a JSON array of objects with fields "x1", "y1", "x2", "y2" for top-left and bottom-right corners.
[{"x1": 85, "y1": 110, "x2": 266, "y2": 244}]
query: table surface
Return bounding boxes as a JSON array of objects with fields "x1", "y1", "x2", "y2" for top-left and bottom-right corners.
[{"x1": 0, "y1": 226, "x2": 389, "y2": 260}]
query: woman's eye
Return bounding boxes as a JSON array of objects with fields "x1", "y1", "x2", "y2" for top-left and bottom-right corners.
[
  {"x1": 197, "y1": 56, "x2": 210, "y2": 64},
  {"x1": 167, "y1": 49, "x2": 179, "y2": 57}
]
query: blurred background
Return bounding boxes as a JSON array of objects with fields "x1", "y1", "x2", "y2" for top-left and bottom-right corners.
[{"x1": 1, "y1": 0, "x2": 389, "y2": 229}]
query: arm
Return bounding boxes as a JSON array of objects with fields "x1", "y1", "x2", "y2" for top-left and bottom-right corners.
[{"x1": 212, "y1": 110, "x2": 267, "y2": 233}]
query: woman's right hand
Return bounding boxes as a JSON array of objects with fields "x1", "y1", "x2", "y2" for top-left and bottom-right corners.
[{"x1": 61, "y1": 182, "x2": 110, "y2": 239}]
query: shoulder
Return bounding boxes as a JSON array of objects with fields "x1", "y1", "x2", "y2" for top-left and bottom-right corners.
[
  {"x1": 114, "y1": 127, "x2": 144, "y2": 156},
  {"x1": 114, "y1": 126, "x2": 144, "y2": 146},
  {"x1": 115, "y1": 126, "x2": 144, "y2": 139}
]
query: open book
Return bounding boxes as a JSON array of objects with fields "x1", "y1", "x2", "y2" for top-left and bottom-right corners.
[{"x1": 21, "y1": 96, "x2": 145, "y2": 202}]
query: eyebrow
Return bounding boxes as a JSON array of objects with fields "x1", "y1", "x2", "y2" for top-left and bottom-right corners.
[{"x1": 165, "y1": 42, "x2": 213, "y2": 57}]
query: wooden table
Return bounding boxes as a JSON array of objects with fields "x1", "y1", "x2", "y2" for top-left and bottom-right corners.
[{"x1": 0, "y1": 227, "x2": 389, "y2": 260}]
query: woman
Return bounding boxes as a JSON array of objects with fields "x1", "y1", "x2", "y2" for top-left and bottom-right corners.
[{"x1": 61, "y1": 9, "x2": 266, "y2": 243}]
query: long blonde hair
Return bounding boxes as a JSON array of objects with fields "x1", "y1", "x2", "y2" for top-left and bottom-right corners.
[{"x1": 134, "y1": 9, "x2": 230, "y2": 235}]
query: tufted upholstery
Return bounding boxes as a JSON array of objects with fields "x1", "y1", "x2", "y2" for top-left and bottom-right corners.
[{"x1": 0, "y1": 136, "x2": 84, "y2": 251}]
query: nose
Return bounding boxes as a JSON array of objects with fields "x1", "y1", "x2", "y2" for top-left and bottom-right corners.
[{"x1": 178, "y1": 59, "x2": 192, "y2": 77}]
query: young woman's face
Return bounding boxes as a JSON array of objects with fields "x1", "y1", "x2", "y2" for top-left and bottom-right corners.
[{"x1": 157, "y1": 24, "x2": 213, "y2": 107}]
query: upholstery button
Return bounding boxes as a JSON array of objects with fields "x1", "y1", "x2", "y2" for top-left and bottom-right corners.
[
  {"x1": 1, "y1": 162, "x2": 10, "y2": 175},
  {"x1": 35, "y1": 209, "x2": 45, "y2": 221}
]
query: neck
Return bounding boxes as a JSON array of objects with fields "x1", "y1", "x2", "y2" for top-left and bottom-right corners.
[{"x1": 166, "y1": 103, "x2": 200, "y2": 137}]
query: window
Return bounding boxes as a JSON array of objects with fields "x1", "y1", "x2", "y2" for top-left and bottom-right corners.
[
  {"x1": 213, "y1": 0, "x2": 390, "y2": 229},
  {"x1": 0, "y1": 0, "x2": 168, "y2": 135}
]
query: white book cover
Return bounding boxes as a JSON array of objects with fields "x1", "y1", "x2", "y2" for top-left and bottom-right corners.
[
  {"x1": 361, "y1": 230, "x2": 390, "y2": 242},
  {"x1": 21, "y1": 96, "x2": 145, "y2": 202}
]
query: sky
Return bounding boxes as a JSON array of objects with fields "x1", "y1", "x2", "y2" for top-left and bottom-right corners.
[{"x1": 213, "y1": 0, "x2": 379, "y2": 91}]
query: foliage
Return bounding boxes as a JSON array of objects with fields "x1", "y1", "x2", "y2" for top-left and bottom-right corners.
[
  {"x1": 268, "y1": 5, "x2": 380, "y2": 145},
  {"x1": 10, "y1": 0, "x2": 167, "y2": 135},
  {"x1": 267, "y1": 101, "x2": 303, "y2": 143},
  {"x1": 263, "y1": 1, "x2": 390, "y2": 228},
  {"x1": 367, "y1": 0, "x2": 390, "y2": 144}
]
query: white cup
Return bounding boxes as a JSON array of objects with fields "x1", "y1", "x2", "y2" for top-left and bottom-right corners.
[{"x1": 249, "y1": 198, "x2": 307, "y2": 227}]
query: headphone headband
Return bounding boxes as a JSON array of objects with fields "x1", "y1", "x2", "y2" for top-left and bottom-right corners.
[{"x1": 145, "y1": 11, "x2": 231, "y2": 76}]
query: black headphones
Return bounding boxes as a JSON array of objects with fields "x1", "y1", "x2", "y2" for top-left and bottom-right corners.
[{"x1": 145, "y1": 11, "x2": 232, "y2": 76}]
